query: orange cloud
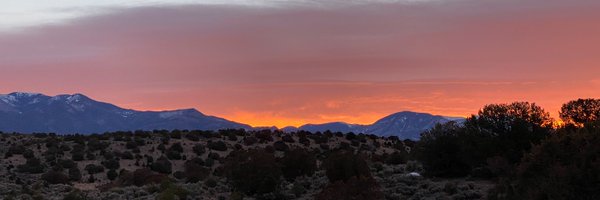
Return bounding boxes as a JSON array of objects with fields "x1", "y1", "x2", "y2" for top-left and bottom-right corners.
[{"x1": 1, "y1": 0, "x2": 600, "y2": 127}]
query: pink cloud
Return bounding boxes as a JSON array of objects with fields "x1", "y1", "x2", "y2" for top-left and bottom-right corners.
[{"x1": 1, "y1": 0, "x2": 600, "y2": 126}]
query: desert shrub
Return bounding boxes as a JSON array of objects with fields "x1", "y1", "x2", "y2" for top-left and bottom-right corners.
[
  {"x1": 102, "y1": 159, "x2": 120, "y2": 170},
  {"x1": 204, "y1": 158, "x2": 215, "y2": 168},
  {"x1": 281, "y1": 148, "x2": 317, "y2": 181},
  {"x1": 166, "y1": 150, "x2": 182, "y2": 160},
  {"x1": 107, "y1": 169, "x2": 118, "y2": 181},
  {"x1": 208, "y1": 152, "x2": 221, "y2": 160},
  {"x1": 192, "y1": 144, "x2": 206, "y2": 155},
  {"x1": 129, "y1": 168, "x2": 170, "y2": 186},
  {"x1": 490, "y1": 128, "x2": 600, "y2": 200},
  {"x1": 184, "y1": 160, "x2": 210, "y2": 183},
  {"x1": 69, "y1": 167, "x2": 82, "y2": 181},
  {"x1": 58, "y1": 159, "x2": 76, "y2": 169},
  {"x1": 23, "y1": 149, "x2": 35, "y2": 159},
  {"x1": 157, "y1": 144, "x2": 166, "y2": 152},
  {"x1": 205, "y1": 178, "x2": 217, "y2": 188},
  {"x1": 42, "y1": 171, "x2": 70, "y2": 184},
  {"x1": 17, "y1": 158, "x2": 45, "y2": 174},
  {"x1": 157, "y1": 181, "x2": 189, "y2": 200},
  {"x1": 255, "y1": 130, "x2": 273, "y2": 142},
  {"x1": 273, "y1": 141, "x2": 289, "y2": 152},
  {"x1": 345, "y1": 133, "x2": 357, "y2": 140},
  {"x1": 281, "y1": 135, "x2": 295, "y2": 143},
  {"x1": 84, "y1": 164, "x2": 104, "y2": 174},
  {"x1": 316, "y1": 176, "x2": 383, "y2": 200},
  {"x1": 384, "y1": 151, "x2": 408, "y2": 165},
  {"x1": 63, "y1": 190, "x2": 86, "y2": 200},
  {"x1": 443, "y1": 182, "x2": 458, "y2": 194},
  {"x1": 185, "y1": 132, "x2": 200, "y2": 141},
  {"x1": 71, "y1": 152, "x2": 84, "y2": 161},
  {"x1": 87, "y1": 139, "x2": 109, "y2": 152},
  {"x1": 222, "y1": 149, "x2": 282, "y2": 195},
  {"x1": 170, "y1": 130, "x2": 182, "y2": 139},
  {"x1": 151, "y1": 156, "x2": 172, "y2": 174},
  {"x1": 125, "y1": 141, "x2": 137, "y2": 149},
  {"x1": 323, "y1": 150, "x2": 371, "y2": 182},
  {"x1": 169, "y1": 143, "x2": 184, "y2": 153},
  {"x1": 227, "y1": 134, "x2": 238, "y2": 141},
  {"x1": 310, "y1": 135, "x2": 328, "y2": 144},
  {"x1": 208, "y1": 141, "x2": 228, "y2": 151},
  {"x1": 243, "y1": 136, "x2": 258, "y2": 146},
  {"x1": 85, "y1": 152, "x2": 96, "y2": 160},
  {"x1": 415, "y1": 122, "x2": 470, "y2": 177},
  {"x1": 299, "y1": 137, "x2": 310, "y2": 146},
  {"x1": 7, "y1": 145, "x2": 26, "y2": 155},
  {"x1": 120, "y1": 151, "x2": 134, "y2": 160}
]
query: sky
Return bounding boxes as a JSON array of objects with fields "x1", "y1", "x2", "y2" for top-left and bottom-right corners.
[{"x1": 1, "y1": 0, "x2": 600, "y2": 128}]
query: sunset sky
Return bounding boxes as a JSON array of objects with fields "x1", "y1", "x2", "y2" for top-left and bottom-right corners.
[{"x1": 2, "y1": 0, "x2": 600, "y2": 128}]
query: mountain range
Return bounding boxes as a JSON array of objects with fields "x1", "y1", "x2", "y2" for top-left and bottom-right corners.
[
  {"x1": 0, "y1": 92, "x2": 464, "y2": 139},
  {"x1": 0, "y1": 92, "x2": 250, "y2": 134},
  {"x1": 283, "y1": 111, "x2": 464, "y2": 140}
]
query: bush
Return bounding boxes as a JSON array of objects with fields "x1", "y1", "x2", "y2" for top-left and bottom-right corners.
[
  {"x1": 243, "y1": 136, "x2": 258, "y2": 146},
  {"x1": 316, "y1": 176, "x2": 383, "y2": 200},
  {"x1": 120, "y1": 151, "x2": 134, "y2": 160},
  {"x1": 281, "y1": 148, "x2": 317, "y2": 181},
  {"x1": 192, "y1": 144, "x2": 206, "y2": 155},
  {"x1": 151, "y1": 156, "x2": 172, "y2": 174},
  {"x1": 102, "y1": 159, "x2": 120, "y2": 170},
  {"x1": 23, "y1": 149, "x2": 35, "y2": 159},
  {"x1": 205, "y1": 178, "x2": 217, "y2": 188},
  {"x1": 58, "y1": 159, "x2": 76, "y2": 169},
  {"x1": 157, "y1": 181, "x2": 189, "y2": 200},
  {"x1": 184, "y1": 161, "x2": 210, "y2": 183},
  {"x1": 273, "y1": 141, "x2": 289, "y2": 152},
  {"x1": 384, "y1": 151, "x2": 408, "y2": 165},
  {"x1": 17, "y1": 158, "x2": 45, "y2": 174},
  {"x1": 490, "y1": 128, "x2": 600, "y2": 200},
  {"x1": 63, "y1": 190, "x2": 86, "y2": 200},
  {"x1": 169, "y1": 143, "x2": 184, "y2": 153},
  {"x1": 208, "y1": 141, "x2": 228, "y2": 151},
  {"x1": 323, "y1": 151, "x2": 371, "y2": 182},
  {"x1": 84, "y1": 164, "x2": 105, "y2": 174},
  {"x1": 69, "y1": 167, "x2": 82, "y2": 181},
  {"x1": 71, "y1": 152, "x2": 84, "y2": 161},
  {"x1": 282, "y1": 135, "x2": 295, "y2": 143},
  {"x1": 166, "y1": 150, "x2": 182, "y2": 160},
  {"x1": 222, "y1": 149, "x2": 282, "y2": 195},
  {"x1": 127, "y1": 168, "x2": 170, "y2": 187},
  {"x1": 107, "y1": 169, "x2": 118, "y2": 181},
  {"x1": 415, "y1": 122, "x2": 471, "y2": 177},
  {"x1": 42, "y1": 171, "x2": 70, "y2": 184}
]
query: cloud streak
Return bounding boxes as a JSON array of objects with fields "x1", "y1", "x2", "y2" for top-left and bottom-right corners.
[{"x1": 1, "y1": 0, "x2": 600, "y2": 127}]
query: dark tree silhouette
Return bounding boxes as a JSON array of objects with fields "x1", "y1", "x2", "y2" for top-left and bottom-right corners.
[{"x1": 560, "y1": 98, "x2": 600, "y2": 126}]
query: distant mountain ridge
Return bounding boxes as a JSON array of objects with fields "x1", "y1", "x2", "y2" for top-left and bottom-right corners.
[
  {"x1": 0, "y1": 92, "x2": 251, "y2": 134},
  {"x1": 0, "y1": 92, "x2": 464, "y2": 139},
  {"x1": 285, "y1": 111, "x2": 465, "y2": 140}
]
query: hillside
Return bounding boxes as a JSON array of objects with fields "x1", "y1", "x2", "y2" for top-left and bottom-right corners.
[{"x1": 0, "y1": 130, "x2": 491, "y2": 200}]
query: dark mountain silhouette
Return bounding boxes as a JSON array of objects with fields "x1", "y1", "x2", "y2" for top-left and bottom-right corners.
[
  {"x1": 287, "y1": 111, "x2": 464, "y2": 140},
  {"x1": 0, "y1": 92, "x2": 250, "y2": 134}
]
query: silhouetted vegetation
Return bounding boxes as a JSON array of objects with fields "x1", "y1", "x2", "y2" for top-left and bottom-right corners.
[{"x1": 222, "y1": 149, "x2": 282, "y2": 195}]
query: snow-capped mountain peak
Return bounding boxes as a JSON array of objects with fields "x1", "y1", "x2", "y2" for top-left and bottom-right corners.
[{"x1": 0, "y1": 92, "x2": 251, "y2": 134}]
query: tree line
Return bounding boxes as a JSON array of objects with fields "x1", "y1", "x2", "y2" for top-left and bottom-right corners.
[{"x1": 415, "y1": 98, "x2": 600, "y2": 199}]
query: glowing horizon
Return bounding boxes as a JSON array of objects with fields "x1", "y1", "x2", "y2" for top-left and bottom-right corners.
[{"x1": 2, "y1": 0, "x2": 600, "y2": 128}]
